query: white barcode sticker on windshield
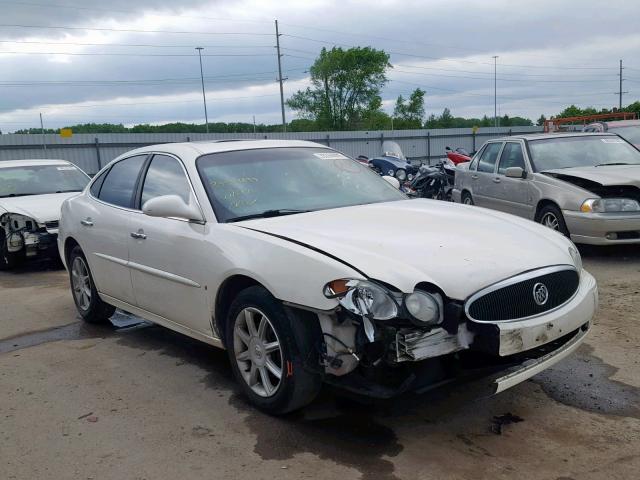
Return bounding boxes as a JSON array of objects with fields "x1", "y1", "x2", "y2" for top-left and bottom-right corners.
[
  {"x1": 56, "y1": 166, "x2": 77, "y2": 170},
  {"x1": 601, "y1": 138, "x2": 625, "y2": 143},
  {"x1": 313, "y1": 152, "x2": 349, "y2": 160}
]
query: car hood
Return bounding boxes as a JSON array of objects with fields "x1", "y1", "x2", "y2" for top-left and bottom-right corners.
[
  {"x1": 236, "y1": 200, "x2": 575, "y2": 300},
  {"x1": 0, "y1": 192, "x2": 80, "y2": 222},
  {"x1": 542, "y1": 165, "x2": 640, "y2": 186}
]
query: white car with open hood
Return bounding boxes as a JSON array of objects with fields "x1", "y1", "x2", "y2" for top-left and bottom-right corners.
[
  {"x1": 0, "y1": 159, "x2": 90, "y2": 269},
  {"x1": 58, "y1": 140, "x2": 597, "y2": 414}
]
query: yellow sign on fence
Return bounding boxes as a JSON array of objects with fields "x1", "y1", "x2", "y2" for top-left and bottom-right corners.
[{"x1": 60, "y1": 128, "x2": 73, "y2": 138}]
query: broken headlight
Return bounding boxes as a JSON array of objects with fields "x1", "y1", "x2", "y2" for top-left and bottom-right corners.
[
  {"x1": 581, "y1": 198, "x2": 640, "y2": 213},
  {"x1": 324, "y1": 279, "x2": 398, "y2": 320},
  {"x1": 404, "y1": 291, "x2": 443, "y2": 326}
]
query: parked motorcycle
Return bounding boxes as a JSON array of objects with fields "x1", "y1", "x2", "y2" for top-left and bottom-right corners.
[
  {"x1": 405, "y1": 159, "x2": 456, "y2": 201},
  {"x1": 445, "y1": 146, "x2": 472, "y2": 165},
  {"x1": 368, "y1": 141, "x2": 419, "y2": 182}
]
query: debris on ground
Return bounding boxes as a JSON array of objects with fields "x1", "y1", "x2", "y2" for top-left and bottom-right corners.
[{"x1": 490, "y1": 413, "x2": 524, "y2": 435}]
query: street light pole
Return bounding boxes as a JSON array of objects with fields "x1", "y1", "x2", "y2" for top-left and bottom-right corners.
[
  {"x1": 195, "y1": 47, "x2": 209, "y2": 133},
  {"x1": 492, "y1": 55, "x2": 498, "y2": 128}
]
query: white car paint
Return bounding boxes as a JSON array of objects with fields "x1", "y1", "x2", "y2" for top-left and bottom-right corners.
[{"x1": 58, "y1": 140, "x2": 597, "y2": 398}]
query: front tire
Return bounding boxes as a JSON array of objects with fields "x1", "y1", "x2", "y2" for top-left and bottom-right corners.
[
  {"x1": 538, "y1": 204, "x2": 570, "y2": 237},
  {"x1": 462, "y1": 191, "x2": 474, "y2": 205},
  {"x1": 68, "y1": 246, "x2": 115, "y2": 324},
  {"x1": 226, "y1": 286, "x2": 322, "y2": 415}
]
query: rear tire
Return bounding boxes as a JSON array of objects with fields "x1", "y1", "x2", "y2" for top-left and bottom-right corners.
[
  {"x1": 462, "y1": 191, "x2": 474, "y2": 205},
  {"x1": 538, "y1": 204, "x2": 570, "y2": 237},
  {"x1": 68, "y1": 246, "x2": 115, "y2": 324},
  {"x1": 225, "y1": 286, "x2": 322, "y2": 415}
]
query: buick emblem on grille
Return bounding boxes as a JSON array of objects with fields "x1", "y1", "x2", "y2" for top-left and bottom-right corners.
[{"x1": 532, "y1": 283, "x2": 549, "y2": 306}]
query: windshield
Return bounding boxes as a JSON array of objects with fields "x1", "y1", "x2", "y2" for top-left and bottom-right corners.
[
  {"x1": 527, "y1": 135, "x2": 640, "y2": 171},
  {"x1": 381, "y1": 140, "x2": 406, "y2": 160},
  {"x1": 0, "y1": 163, "x2": 89, "y2": 198},
  {"x1": 608, "y1": 126, "x2": 640, "y2": 145},
  {"x1": 196, "y1": 147, "x2": 406, "y2": 223}
]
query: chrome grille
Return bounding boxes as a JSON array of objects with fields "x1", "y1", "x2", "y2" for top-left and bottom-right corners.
[{"x1": 465, "y1": 266, "x2": 579, "y2": 322}]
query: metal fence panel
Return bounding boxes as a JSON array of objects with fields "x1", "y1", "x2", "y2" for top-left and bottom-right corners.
[{"x1": 0, "y1": 126, "x2": 543, "y2": 174}]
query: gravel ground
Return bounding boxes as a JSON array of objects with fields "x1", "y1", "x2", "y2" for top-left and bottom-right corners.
[{"x1": 1, "y1": 246, "x2": 639, "y2": 480}]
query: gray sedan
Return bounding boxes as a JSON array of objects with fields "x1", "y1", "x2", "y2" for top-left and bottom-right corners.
[{"x1": 452, "y1": 133, "x2": 640, "y2": 245}]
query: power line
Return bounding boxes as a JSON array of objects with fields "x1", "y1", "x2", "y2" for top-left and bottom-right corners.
[
  {"x1": 0, "y1": 50, "x2": 274, "y2": 57},
  {"x1": 0, "y1": 23, "x2": 273, "y2": 36},
  {"x1": 0, "y1": 39, "x2": 275, "y2": 49}
]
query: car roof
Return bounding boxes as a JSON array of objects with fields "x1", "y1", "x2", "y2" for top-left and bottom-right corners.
[
  {"x1": 116, "y1": 139, "x2": 328, "y2": 160},
  {"x1": 485, "y1": 132, "x2": 618, "y2": 142},
  {"x1": 0, "y1": 159, "x2": 72, "y2": 169}
]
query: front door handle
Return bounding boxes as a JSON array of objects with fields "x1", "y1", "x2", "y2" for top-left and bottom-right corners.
[
  {"x1": 493, "y1": 177, "x2": 501, "y2": 183},
  {"x1": 130, "y1": 231, "x2": 147, "y2": 240},
  {"x1": 80, "y1": 218, "x2": 93, "y2": 227},
  {"x1": 471, "y1": 174, "x2": 479, "y2": 180}
]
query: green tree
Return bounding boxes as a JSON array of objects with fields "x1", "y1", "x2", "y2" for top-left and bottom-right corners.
[
  {"x1": 536, "y1": 114, "x2": 547, "y2": 127},
  {"x1": 393, "y1": 88, "x2": 425, "y2": 129},
  {"x1": 286, "y1": 46, "x2": 391, "y2": 130}
]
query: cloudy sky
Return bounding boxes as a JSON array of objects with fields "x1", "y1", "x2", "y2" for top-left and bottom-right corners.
[{"x1": 1, "y1": 0, "x2": 639, "y2": 132}]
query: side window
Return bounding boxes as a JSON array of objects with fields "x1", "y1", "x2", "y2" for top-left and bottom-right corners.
[
  {"x1": 89, "y1": 168, "x2": 109, "y2": 197},
  {"x1": 98, "y1": 155, "x2": 146, "y2": 208},
  {"x1": 497, "y1": 142, "x2": 526, "y2": 174},
  {"x1": 140, "y1": 155, "x2": 191, "y2": 207},
  {"x1": 477, "y1": 143, "x2": 502, "y2": 173},
  {"x1": 469, "y1": 145, "x2": 485, "y2": 171}
]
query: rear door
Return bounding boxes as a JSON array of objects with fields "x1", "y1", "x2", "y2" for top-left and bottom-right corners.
[
  {"x1": 472, "y1": 142, "x2": 503, "y2": 208},
  {"x1": 490, "y1": 141, "x2": 533, "y2": 218},
  {"x1": 127, "y1": 154, "x2": 212, "y2": 335},
  {"x1": 81, "y1": 154, "x2": 147, "y2": 305}
]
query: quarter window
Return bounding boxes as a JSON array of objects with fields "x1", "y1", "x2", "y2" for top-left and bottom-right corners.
[
  {"x1": 141, "y1": 155, "x2": 191, "y2": 206},
  {"x1": 477, "y1": 143, "x2": 502, "y2": 173},
  {"x1": 497, "y1": 142, "x2": 526, "y2": 174},
  {"x1": 89, "y1": 168, "x2": 109, "y2": 197},
  {"x1": 98, "y1": 155, "x2": 146, "y2": 208}
]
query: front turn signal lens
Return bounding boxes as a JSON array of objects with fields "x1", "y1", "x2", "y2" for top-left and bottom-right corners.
[{"x1": 323, "y1": 279, "x2": 350, "y2": 298}]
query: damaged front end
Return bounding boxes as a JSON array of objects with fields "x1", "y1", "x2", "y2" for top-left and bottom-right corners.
[
  {"x1": 0, "y1": 212, "x2": 59, "y2": 267},
  {"x1": 311, "y1": 270, "x2": 596, "y2": 398}
]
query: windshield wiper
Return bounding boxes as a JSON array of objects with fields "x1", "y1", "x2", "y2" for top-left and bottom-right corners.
[
  {"x1": 227, "y1": 209, "x2": 311, "y2": 222},
  {"x1": 594, "y1": 162, "x2": 632, "y2": 167},
  {"x1": 0, "y1": 193, "x2": 38, "y2": 198}
]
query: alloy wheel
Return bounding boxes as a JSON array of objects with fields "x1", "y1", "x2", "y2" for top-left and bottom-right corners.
[
  {"x1": 541, "y1": 212, "x2": 560, "y2": 231},
  {"x1": 233, "y1": 307, "x2": 283, "y2": 398},
  {"x1": 71, "y1": 256, "x2": 92, "y2": 311}
]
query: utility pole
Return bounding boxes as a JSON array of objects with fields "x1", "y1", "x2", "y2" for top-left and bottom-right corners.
[
  {"x1": 492, "y1": 56, "x2": 498, "y2": 127},
  {"x1": 39, "y1": 112, "x2": 46, "y2": 151},
  {"x1": 275, "y1": 19, "x2": 286, "y2": 132},
  {"x1": 195, "y1": 47, "x2": 209, "y2": 133},
  {"x1": 617, "y1": 59, "x2": 626, "y2": 110}
]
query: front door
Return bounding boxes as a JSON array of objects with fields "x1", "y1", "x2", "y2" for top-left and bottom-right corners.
[
  {"x1": 490, "y1": 141, "x2": 533, "y2": 218},
  {"x1": 127, "y1": 154, "x2": 213, "y2": 336}
]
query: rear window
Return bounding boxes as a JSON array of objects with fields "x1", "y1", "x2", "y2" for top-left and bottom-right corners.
[{"x1": 608, "y1": 126, "x2": 640, "y2": 145}]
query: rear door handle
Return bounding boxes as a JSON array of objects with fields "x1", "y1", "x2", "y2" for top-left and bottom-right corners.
[
  {"x1": 471, "y1": 175, "x2": 479, "y2": 180},
  {"x1": 493, "y1": 177, "x2": 501, "y2": 183},
  {"x1": 130, "y1": 231, "x2": 147, "y2": 240},
  {"x1": 80, "y1": 218, "x2": 93, "y2": 227}
]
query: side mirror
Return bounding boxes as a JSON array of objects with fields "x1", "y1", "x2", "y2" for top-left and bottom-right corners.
[
  {"x1": 142, "y1": 194, "x2": 204, "y2": 223},
  {"x1": 505, "y1": 167, "x2": 526, "y2": 179},
  {"x1": 382, "y1": 175, "x2": 401, "y2": 189}
]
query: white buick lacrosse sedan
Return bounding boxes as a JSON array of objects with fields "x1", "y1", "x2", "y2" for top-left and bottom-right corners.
[{"x1": 58, "y1": 140, "x2": 597, "y2": 413}]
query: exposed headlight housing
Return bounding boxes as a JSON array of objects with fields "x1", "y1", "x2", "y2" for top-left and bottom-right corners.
[
  {"x1": 404, "y1": 290, "x2": 443, "y2": 326},
  {"x1": 581, "y1": 198, "x2": 640, "y2": 213},
  {"x1": 324, "y1": 279, "x2": 399, "y2": 320}
]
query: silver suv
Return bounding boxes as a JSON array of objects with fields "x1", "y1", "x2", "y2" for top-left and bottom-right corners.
[{"x1": 452, "y1": 133, "x2": 640, "y2": 245}]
